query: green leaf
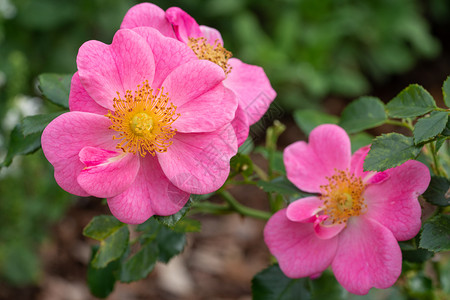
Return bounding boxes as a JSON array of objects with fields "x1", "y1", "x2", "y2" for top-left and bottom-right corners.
[
  {"x1": 230, "y1": 153, "x2": 254, "y2": 177},
  {"x1": 118, "y1": 242, "x2": 159, "y2": 283},
  {"x1": 413, "y1": 111, "x2": 448, "y2": 144},
  {"x1": 422, "y1": 176, "x2": 450, "y2": 207},
  {"x1": 442, "y1": 76, "x2": 450, "y2": 108},
  {"x1": 310, "y1": 271, "x2": 347, "y2": 300},
  {"x1": 38, "y1": 73, "x2": 72, "y2": 108},
  {"x1": 172, "y1": 218, "x2": 202, "y2": 233},
  {"x1": 339, "y1": 96, "x2": 386, "y2": 133},
  {"x1": 293, "y1": 109, "x2": 338, "y2": 135},
  {"x1": 252, "y1": 264, "x2": 310, "y2": 300},
  {"x1": 420, "y1": 215, "x2": 450, "y2": 252},
  {"x1": 386, "y1": 84, "x2": 436, "y2": 118},
  {"x1": 400, "y1": 237, "x2": 434, "y2": 263},
  {"x1": 87, "y1": 246, "x2": 119, "y2": 298},
  {"x1": 154, "y1": 200, "x2": 192, "y2": 228},
  {"x1": 363, "y1": 133, "x2": 422, "y2": 171},
  {"x1": 83, "y1": 216, "x2": 129, "y2": 268},
  {"x1": 137, "y1": 218, "x2": 186, "y2": 263},
  {"x1": 435, "y1": 136, "x2": 449, "y2": 152},
  {"x1": 21, "y1": 112, "x2": 64, "y2": 136},
  {"x1": 156, "y1": 225, "x2": 186, "y2": 263},
  {"x1": 0, "y1": 124, "x2": 42, "y2": 168},
  {"x1": 257, "y1": 177, "x2": 314, "y2": 201}
]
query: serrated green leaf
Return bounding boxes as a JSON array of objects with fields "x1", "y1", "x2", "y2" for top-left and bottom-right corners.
[
  {"x1": 422, "y1": 176, "x2": 450, "y2": 207},
  {"x1": 442, "y1": 76, "x2": 450, "y2": 108},
  {"x1": 435, "y1": 137, "x2": 449, "y2": 152},
  {"x1": 38, "y1": 73, "x2": 72, "y2": 108},
  {"x1": 257, "y1": 177, "x2": 314, "y2": 200},
  {"x1": 252, "y1": 264, "x2": 310, "y2": 300},
  {"x1": 386, "y1": 84, "x2": 436, "y2": 118},
  {"x1": 339, "y1": 96, "x2": 386, "y2": 133},
  {"x1": 363, "y1": 133, "x2": 422, "y2": 171},
  {"x1": 118, "y1": 242, "x2": 158, "y2": 283},
  {"x1": 0, "y1": 124, "x2": 42, "y2": 168},
  {"x1": 420, "y1": 215, "x2": 450, "y2": 252},
  {"x1": 230, "y1": 153, "x2": 253, "y2": 177},
  {"x1": 413, "y1": 111, "x2": 448, "y2": 144},
  {"x1": 400, "y1": 237, "x2": 434, "y2": 263},
  {"x1": 83, "y1": 216, "x2": 129, "y2": 268},
  {"x1": 21, "y1": 112, "x2": 64, "y2": 136},
  {"x1": 154, "y1": 200, "x2": 192, "y2": 228},
  {"x1": 87, "y1": 246, "x2": 119, "y2": 298},
  {"x1": 293, "y1": 109, "x2": 338, "y2": 135}
]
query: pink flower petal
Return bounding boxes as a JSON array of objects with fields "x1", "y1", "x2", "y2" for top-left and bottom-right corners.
[
  {"x1": 157, "y1": 125, "x2": 237, "y2": 194},
  {"x1": 224, "y1": 58, "x2": 276, "y2": 125},
  {"x1": 332, "y1": 217, "x2": 402, "y2": 295},
  {"x1": 120, "y1": 2, "x2": 176, "y2": 38},
  {"x1": 131, "y1": 27, "x2": 196, "y2": 88},
  {"x1": 107, "y1": 156, "x2": 190, "y2": 224},
  {"x1": 349, "y1": 146, "x2": 371, "y2": 179},
  {"x1": 69, "y1": 72, "x2": 108, "y2": 114},
  {"x1": 161, "y1": 60, "x2": 237, "y2": 133},
  {"x1": 363, "y1": 160, "x2": 430, "y2": 241},
  {"x1": 77, "y1": 147, "x2": 139, "y2": 198},
  {"x1": 77, "y1": 29, "x2": 155, "y2": 110},
  {"x1": 264, "y1": 209, "x2": 338, "y2": 278},
  {"x1": 286, "y1": 196, "x2": 323, "y2": 223},
  {"x1": 314, "y1": 221, "x2": 346, "y2": 240},
  {"x1": 41, "y1": 112, "x2": 117, "y2": 196},
  {"x1": 284, "y1": 124, "x2": 351, "y2": 193},
  {"x1": 231, "y1": 105, "x2": 250, "y2": 146},
  {"x1": 199, "y1": 25, "x2": 224, "y2": 45},
  {"x1": 166, "y1": 7, "x2": 203, "y2": 43}
]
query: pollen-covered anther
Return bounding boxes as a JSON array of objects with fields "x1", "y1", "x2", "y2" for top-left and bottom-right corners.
[
  {"x1": 188, "y1": 37, "x2": 232, "y2": 75},
  {"x1": 320, "y1": 169, "x2": 367, "y2": 225},
  {"x1": 106, "y1": 81, "x2": 179, "y2": 157}
]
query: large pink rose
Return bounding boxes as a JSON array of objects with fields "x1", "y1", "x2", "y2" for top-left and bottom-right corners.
[
  {"x1": 121, "y1": 3, "x2": 277, "y2": 145},
  {"x1": 264, "y1": 124, "x2": 430, "y2": 295},
  {"x1": 42, "y1": 28, "x2": 238, "y2": 224}
]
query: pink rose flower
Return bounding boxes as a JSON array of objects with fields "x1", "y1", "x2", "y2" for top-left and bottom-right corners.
[
  {"x1": 42, "y1": 28, "x2": 238, "y2": 224},
  {"x1": 264, "y1": 124, "x2": 430, "y2": 295},
  {"x1": 120, "y1": 3, "x2": 277, "y2": 145}
]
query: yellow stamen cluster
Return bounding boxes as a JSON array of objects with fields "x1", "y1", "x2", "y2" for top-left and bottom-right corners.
[
  {"x1": 320, "y1": 169, "x2": 367, "y2": 225},
  {"x1": 106, "y1": 81, "x2": 179, "y2": 157},
  {"x1": 188, "y1": 37, "x2": 232, "y2": 75}
]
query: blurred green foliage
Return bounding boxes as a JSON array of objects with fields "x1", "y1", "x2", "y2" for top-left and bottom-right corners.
[{"x1": 0, "y1": 0, "x2": 446, "y2": 287}]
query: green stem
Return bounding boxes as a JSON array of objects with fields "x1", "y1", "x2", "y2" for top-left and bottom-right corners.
[
  {"x1": 428, "y1": 142, "x2": 443, "y2": 177},
  {"x1": 219, "y1": 190, "x2": 271, "y2": 220},
  {"x1": 253, "y1": 164, "x2": 269, "y2": 181},
  {"x1": 385, "y1": 119, "x2": 413, "y2": 131},
  {"x1": 191, "y1": 201, "x2": 231, "y2": 215}
]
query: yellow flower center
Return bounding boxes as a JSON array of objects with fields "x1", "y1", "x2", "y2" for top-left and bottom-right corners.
[
  {"x1": 320, "y1": 169, "x2": 367, "y2": 225},
  {"x1": 188, "y1": 37, "x2": 232, "y2": 75},
  {"x1": 106, "y1": 81, "x2": 179, "y2": 157}
]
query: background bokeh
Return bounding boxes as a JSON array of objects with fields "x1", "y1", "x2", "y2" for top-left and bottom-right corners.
[{"x1": 1, "y1": 0, "x2": 450, "y2": 298}]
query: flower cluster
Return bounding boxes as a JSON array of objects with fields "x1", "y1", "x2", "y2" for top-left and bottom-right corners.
[
  {"x1": 40, "y1": 2, "x2": 432, "y2": 295},
  {"x1": 264, "y1": 124, "x2": 430, "y2": 294},
  {"x1": 42, "y1": 5, "x2": 275, "y2": 224}
]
